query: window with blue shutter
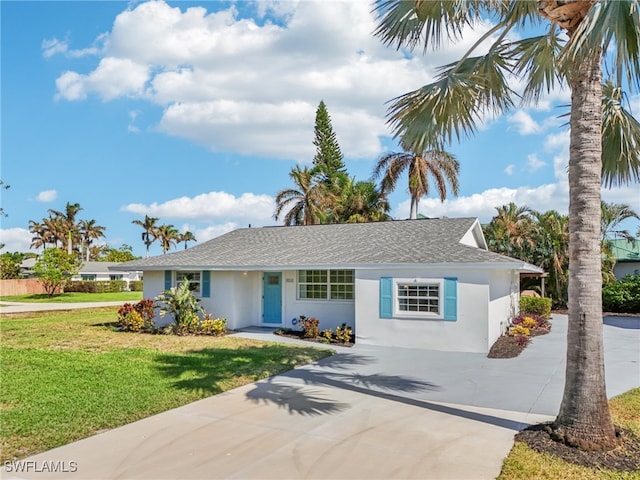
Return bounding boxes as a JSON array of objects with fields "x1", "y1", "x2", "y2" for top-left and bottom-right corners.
[
  {"x1": 379, "y1": 277, "x2": 393, "y2": 318},
  {"x1": 443, "y1": 277, "x2": 458, "y2": 321},
  {"x1": 164, "y1": 270, "x2": 172, "y2": 290},
  {"x1": 202, "y1": 271, "x2": 211, "y2": 298}
]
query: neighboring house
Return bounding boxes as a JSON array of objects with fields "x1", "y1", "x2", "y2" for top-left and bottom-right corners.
[
  {"x1": 21, "y1": 259, "x2": 142, "y2": 287},
  {"x1": 118, "y1": 218, "x2": 542, "y2": 353},
  {"x1": 610, "y1": 239, "x2": 640, "y2": 279},
  {"x1": 71, "y1": 261, "x2": 142, "y2": 287}
]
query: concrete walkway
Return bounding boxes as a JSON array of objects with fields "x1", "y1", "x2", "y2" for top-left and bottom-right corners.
[{"x1": 2, "y1": 314, "x2": 639, "y2": 480}]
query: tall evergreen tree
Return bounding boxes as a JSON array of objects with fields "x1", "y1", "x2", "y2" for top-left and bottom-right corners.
[{"x1": 312, "y1": 100, "x2": 346, "y2": 184}]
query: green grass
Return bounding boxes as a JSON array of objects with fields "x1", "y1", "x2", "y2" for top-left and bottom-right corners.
[
  {"x1": 0, "y1": 308, "x2": 333, "y2": 461},
  {"x1": 0, "y1": 291, "x2": 143, "y2": 303},
  {"x1": 498, "y1": 388, "x2": 640, "y2": 479}
]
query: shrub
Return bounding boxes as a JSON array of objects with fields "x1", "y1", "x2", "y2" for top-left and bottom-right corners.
[
  {"x1": 129, "y1": 280, "x2": 143, "y2": 292},
  {"x1": 514, "y1": 334, "x2": 530, "y2": 347},
  {"x1": 335, "y1": 323, "x2": 353, "y2": 343},
  {"x1": 509, "y1": 324, "x2": 530, "y2": 337},
  {"x1": 298, "y1": 316, "x2": 320, "y2": 338},
  {"x1": 133, "y1": 298, "x2": 155, "y2": 329},
  {"x1": 66, "y1": 280, "x2": 127, "y2": 293},
  {"x1": 519, "y1": 296, "x2": 552, "y2": 318},
  {"x1": 322, "y1": 329, "x2": 333, "y2": 341},
  {"x1": 155, "y1": 279, "x2": 204, "y2": 335},
  {"x1": 117, "y1": 303, "x2": 144, "y2": 332},
  {"x1": 200, "y1": 315, "x2": 227, "y2": 336},
  {"x1": 602, "y1": 273, "x2": 640, "y2": 313}
]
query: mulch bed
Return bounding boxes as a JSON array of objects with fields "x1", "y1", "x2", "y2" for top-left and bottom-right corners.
[
  {"x1": 516, "y1": 424, "x2": 640, "y2": 472},
  {"x1": 486, "y1": 335, "x2": 525, "y2": 358},
  {"x1": 274, "y1": 329, "x2": 354, "y2": 347},
  {"x1": 487, "y1": 327, "x2": 550, "y2": 359}
]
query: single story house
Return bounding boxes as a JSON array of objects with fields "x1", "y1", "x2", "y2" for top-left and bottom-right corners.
[
  {"x1": 21, "y1": 259, "x2": 142, "y2": 288},
  {"x1": 610, "y1": 239, "x2": 640, "y2": 279},
  {"x1": 117, "y1": 218, "x2": 542, "y2": 353},
  {"x1": 71, "y1": 261, "x2": 142, "y2": 286}
]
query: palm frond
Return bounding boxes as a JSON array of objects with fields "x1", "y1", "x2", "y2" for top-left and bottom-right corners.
[
  {"x1": 561, "y1": 0, "x2": 640, "y2": 90},
  {"x1": 372, "y1": 0, "x2": 482, "y2": 51},
  {"x1": 387, "y1": 49, "x2": 516, "y2": 151},
  {"x1": 601, "y1": 81, "x2": 640, "y2": 187},
  {"x1": 510, "y1": 29, "x2": 565, "y2": 103}
]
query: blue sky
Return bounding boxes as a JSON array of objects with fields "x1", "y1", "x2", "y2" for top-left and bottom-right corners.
[{"x1": 2, "y1": 0, "x2": 639, "y2": 258}]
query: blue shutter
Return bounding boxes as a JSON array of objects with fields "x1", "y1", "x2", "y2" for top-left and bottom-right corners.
[
  {"x1": 164, "y1": 270, "x2": 172, "y2": 290},
  {"x1": 379, "y1": 277, "x2": 393, "y2": 318},
  {"x1": 201, "y1": 271, "x2": 211, "y2": 298},
  {"x1": 443, "y1": 277, "x2": 458, "y2": 321}
]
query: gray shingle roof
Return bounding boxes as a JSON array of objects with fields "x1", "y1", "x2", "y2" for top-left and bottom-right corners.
[{"x1": 119, "y1": 218, "x2": 542, "y2": 273}]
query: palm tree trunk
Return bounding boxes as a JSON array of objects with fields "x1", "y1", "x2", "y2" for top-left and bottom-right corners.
[
  {"x1": 554, "y1": 49, "x2": 618, "y2": 451},
  {"x1": 409, "y1": 196, "x2": 418, "y2": 219}
]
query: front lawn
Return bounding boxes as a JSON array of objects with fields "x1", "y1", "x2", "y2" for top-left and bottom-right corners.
[
  {"x1": 0, "y1": 291, "x2": 143, "y2": 303},
  {"x1": 0, "y1": 308, "x2": 333, "y2": 462}
]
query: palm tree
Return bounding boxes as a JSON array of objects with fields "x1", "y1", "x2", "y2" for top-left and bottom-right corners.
[
  {"x1": 49, "y1": 202, "x2": 82, "y2": 255},
  {"x1": 178, "y1": 231, "x2": 197, "y2": 250},
  {"x1": 156, "y1": 224, "x2": 179, "y2": 254},
  {"x1": 132, "y1": 215, "x2": 159, "y2": 258},
  {"x1": 42, "y1": 215, "x2": 66, "y2": 249},
  {"x1": 483, "y1": 203, "x2": 535, "y2": 258},
  {"x1": 333, "y1": 177, "x2": 391, "y2": 223},
  {"x1": 532, "y1": 210, "x2": 570, "y2": 305},
  {"x1": 78, "y1": 219, "x2": 106, "y2": 261},
  {"x1": 600, "y1": 201, "x2": 639, "y2": 283},
  {"x1": 602, "y1": 81, "x2": 640, "y2": 187},
  {"x1": 374, "y1": 146, "x2": 459, "y2": 219},
  {"x1": 274, "y1": 165, "x2": 326, "y2": 226},
  {"x1": 373, "y1": 0, "x2": 640, "y2": 450},
  {"x1": 28, "y1": 220, "x2": 48, "y2": 251}
]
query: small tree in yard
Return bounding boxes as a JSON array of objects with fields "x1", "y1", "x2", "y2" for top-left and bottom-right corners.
[
  {"x1": 33, "y1": 248, "x2": 82, "y2": 297},
  {"x1": 155, "y1": 278, "x2": 203, "y2": 335}
]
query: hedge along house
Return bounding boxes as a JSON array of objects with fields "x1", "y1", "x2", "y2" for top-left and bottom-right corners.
[{"x1": 117, "y1": 218, "x2": 542, "y2": 353}]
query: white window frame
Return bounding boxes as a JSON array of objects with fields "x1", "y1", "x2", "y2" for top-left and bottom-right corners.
[
  {"x1": 175, "y1": 271, "x2": 201, "y2": 294},
  {"x1": 297, "y1": 269, "x2": 354, "y2": 301},
  {"x1": 393, "y1": 278, "x2": 444, "y2": 318}
]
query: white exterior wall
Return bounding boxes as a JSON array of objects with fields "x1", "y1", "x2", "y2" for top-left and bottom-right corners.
[
  {"x1": 141, "y1": 269, "x2": 355, "y2": 331},
  {"x1": 487, "y1": 270, "x2": 518, "y2": 351},
  {"x1": 355, "y1": 267, "x2": 503, "y2": 353},
  {"x1": 197, "y1": 271, "x2": 261, "y2": 330},
  {"x1": 142, "y1": 270, "x2": 168, "y2": 326},
  {"x1": 280, "y1": 270, "x2": 355, "y2": 331}
]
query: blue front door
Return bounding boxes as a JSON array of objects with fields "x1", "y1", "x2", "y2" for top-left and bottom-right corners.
[{"x1": 263, "y1": 272, "x2": 282, "y2": 325}]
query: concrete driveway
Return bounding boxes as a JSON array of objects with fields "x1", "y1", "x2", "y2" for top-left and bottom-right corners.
[{"x1": 2, "y1": 314, "x2": 639, "y2": 480}]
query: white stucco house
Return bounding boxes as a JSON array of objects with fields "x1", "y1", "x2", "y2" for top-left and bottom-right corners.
[
  {"x1": 117, "y1": 218, "x2": 542, "y2": 353},
  {"x1": 21, "y1": 259, "x2": 142, "y2": 287}
]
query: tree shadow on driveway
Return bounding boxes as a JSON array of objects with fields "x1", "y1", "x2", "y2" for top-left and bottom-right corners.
[{"x1": 246, "y1": 352, "x2": 532, "y2": 431}]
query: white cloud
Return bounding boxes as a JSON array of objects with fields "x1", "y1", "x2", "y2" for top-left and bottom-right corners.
[
  {"x1": 42, "y1": 38, "x2": 68, "y2": 59},
  {"x1": 526, "y1": 154, "x2": 546, "y2": 172},
  {"x1": 35, "y1": 190, "x2": 57, "y2": 202},
  {"x1": 51, "y1": 0, "x2": 497, "y2": 161},
  {"x1": 508, "y1": 110, "x2": 540, "y2": 135},
  {"x1": 56, "y1": 57, "x2": 149, "y2": 102},
  {"x1": 193, "y1": 222, "x2": 240, "y2": 243},
  {"x1": 401, "y1": 182, "x2": 569, "y2": 222},
  {"x1": 0, "y1": 228, "x2": 33, "y2": 253},
  {"x1": 504, "y1": 164, "x2": 515, "y2": 175},
  {"x1": 121, "y1": 191, "x2": 275, "y2": 223}
]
